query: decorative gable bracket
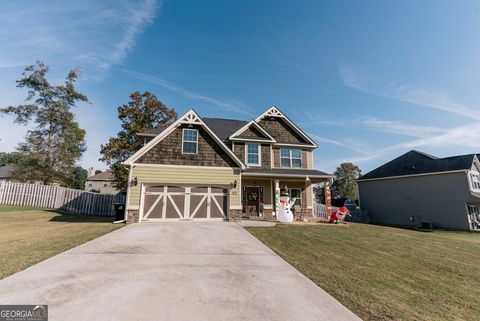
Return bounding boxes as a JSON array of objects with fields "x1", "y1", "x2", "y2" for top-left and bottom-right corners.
[{"x1": 180, "y1": 110, "x2": 203, "y2": 124}]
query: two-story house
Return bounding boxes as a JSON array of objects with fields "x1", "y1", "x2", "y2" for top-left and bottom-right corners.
[
  {"x1": 358, "y1": 150, "x2": 480, "y2": 231},
  {"x1": 123, "y1": 106, "x2": 330, "y2": 223}
]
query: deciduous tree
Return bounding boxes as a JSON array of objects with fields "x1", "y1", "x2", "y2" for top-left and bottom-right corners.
[{"x1": 100, "y1": 91, "x2": 177, "y2": 191}]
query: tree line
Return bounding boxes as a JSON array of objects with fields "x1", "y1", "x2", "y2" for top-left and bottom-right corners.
[{"x1": 1, "y1": 61, "x2": 360, "y2": 198}]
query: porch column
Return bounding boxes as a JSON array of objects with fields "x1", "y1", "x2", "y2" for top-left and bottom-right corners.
[{"x1": 274, "y1": 179, "x2": 280, "y2": 214}]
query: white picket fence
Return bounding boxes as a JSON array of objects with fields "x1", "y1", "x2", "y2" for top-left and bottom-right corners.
[
  {"x1": 313, "y1": 202, "x2": 339, "y2": 221},
  {"x1": 0, "y1": 181, "x2": 125, "y2": 216}
]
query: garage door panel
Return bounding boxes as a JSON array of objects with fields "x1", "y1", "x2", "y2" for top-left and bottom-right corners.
[
  {"x1": 165, "y1": 194, "x2": 184, "y2": 218},
  {"x1": 211, "y1": 187, "x2": 228, "y2": 194},
  {"x1": 168, "y1": 186, "x2": 185, "y2": 193},
  {"x1": 211, "y1": 195, "x2": 227, "y2": 218},
  {"x1": 191, "y1": 186, "x2": 209, "y2": 193},
  {"x1": 190, "y1": 195, "x2": 208, "y2": 218},
  {"x1": 143, "y1": 195, "x2": 163, "y2": 219},
  {"x1": 145, "y1": 186, "x2": 164, "y2": 193}
]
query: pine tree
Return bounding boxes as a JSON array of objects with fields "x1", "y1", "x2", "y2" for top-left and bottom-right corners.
[
  {"x1": 1, "y1": 62, "x2": 88, "y2": 185},
  {"x1": 331, "y1": 162, "x2": 361, "y2": 200}
]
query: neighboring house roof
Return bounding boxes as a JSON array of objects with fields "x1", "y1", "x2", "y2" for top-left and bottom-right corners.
[
  {"x1": 0, "y1": 164, "x2": 14, "y2": 178},
  {"x1": 139, "y1": 118, "x2": 248, "y2": 141},
  {"x1": 243, "y1": 168, "x2": 331, "y2": 178},
  {"x1": 87, "y1": 169, "x2": 114, "y2": 181},
  {"x1": 359, "y1": 150, "x2": 479, "y2": 181}
]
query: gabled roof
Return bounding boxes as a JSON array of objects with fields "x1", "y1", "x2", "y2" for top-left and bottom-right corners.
[
  {"x1": 359, "y1": 150, "x2": 479, "y2": 181},
  {"x1": 254, "y1": 106, "x2": 318, "y2": 147},
  {"x1": 87, "y1": 169, "x2": 114, "y2": 181},
  {"x1": 124, "y1": 110, "x2": 246, "y2": 169},
  {"x1": 229, "y1": 120, "x2": 276, "y2": 142},
  {"x1": 138, "y1": 118, "x2": 248, "y2": 140},
  {"x1": 0, "y1": 164, "x2": 14, "y2": 178}
]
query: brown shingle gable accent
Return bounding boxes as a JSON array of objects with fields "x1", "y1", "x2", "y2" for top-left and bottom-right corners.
[
  {"x1": 137, "y1": 124, "x2": 238, "y2": 167},
  {"x1": 233, "y1": 143, "x2": 272, "y2": 169},
  {"x1": 236, "y1": 125, "x2": 270, "y2": 140},
  {"x1": 258, "y1": 118, "x2": 309, "y2": 144}
]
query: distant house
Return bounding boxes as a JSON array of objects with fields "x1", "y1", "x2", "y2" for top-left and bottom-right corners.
[
  {"x1": 0, "y1": 164, "x2": 14, "y2": 181},
  {"x1": 85, "y1": 169, "x2": 118, "y2": 195},
  {"x1": 357, "y1": 150, "x2": 480, "y2": 231}
]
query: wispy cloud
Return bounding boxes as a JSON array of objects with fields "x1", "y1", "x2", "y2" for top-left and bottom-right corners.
[
  {"x1": 0, "y1": 0, "x2": 159, "y2": 76},
  {"x1": 346, "y1": 122, "x2": 480, "y2": 164},
  {"x1": 301, "y1": 114, "x2": 444, "y2": 138},
  {"x1": 308, "y1": 133, "x2": 370, "y2": 155},
  {"x1": 122, "y1": 69, "x2": 254, "y2": 116},
  {"x1": 339, "y1": 65, "x2": 480, "y2": 120}
]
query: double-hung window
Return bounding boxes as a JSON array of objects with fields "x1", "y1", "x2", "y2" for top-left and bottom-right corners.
[
  {"x1": 471, "y1": 172, "x2": 480, "y2": 190},
  {"x1": 280, "y1": 148, "x2": 302, "y2": 167},
  {"x1": 182, "y1": 129, "x2": 198, "y2": 154},
  {"x1": 246, "y1": 143, "x2": 260, "y2": 165}
]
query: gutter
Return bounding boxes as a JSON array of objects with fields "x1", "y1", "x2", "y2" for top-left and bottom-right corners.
[{"x1": 357, "y1": 169, "x2": 467, "y2": 182}]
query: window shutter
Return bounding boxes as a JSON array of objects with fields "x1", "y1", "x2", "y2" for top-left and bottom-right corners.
[
  {"x1": 301, "y1": 189, "x2": 307, "y2": 209},
  {"x1": 274, "y1": 149, "x2": 280, "y2": 167},
  {"x1": 301, "y1": 150, "x2": 307, "y2": 168}
]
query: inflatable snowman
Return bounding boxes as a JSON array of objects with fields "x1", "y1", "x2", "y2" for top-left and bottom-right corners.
[{"x1": 277, "y1": 191, "x2": 296, "y2": 223}]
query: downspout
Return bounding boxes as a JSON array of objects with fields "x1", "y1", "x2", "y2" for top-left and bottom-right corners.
[{"x1": 124, "y1": 163, "x2": 133, "y2": 222}]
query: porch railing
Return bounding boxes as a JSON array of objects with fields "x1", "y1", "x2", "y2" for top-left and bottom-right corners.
[{"x1": 313, "y1": 202, "x2": 338, "y2": 221}]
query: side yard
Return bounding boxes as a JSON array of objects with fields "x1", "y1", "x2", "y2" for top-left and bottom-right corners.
[
  {"x1": 247, "y1": 223, "x2": 480, "y2": 321},
  {"x1": 0, "y1": 205, "x2": 122, "y2": 280}
]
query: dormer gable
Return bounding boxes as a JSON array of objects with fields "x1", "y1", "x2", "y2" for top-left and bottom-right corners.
[
  {"x1": 229, "y1": 120, "x2": 276, "y2": 143},
  {"x1": 254, "y1": 106, "x2": 317, "y2": 147}
]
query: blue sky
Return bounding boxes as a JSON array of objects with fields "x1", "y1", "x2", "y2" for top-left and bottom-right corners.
[{"x1": 1, "y1": 0, "x2": 480, "y2": 174}]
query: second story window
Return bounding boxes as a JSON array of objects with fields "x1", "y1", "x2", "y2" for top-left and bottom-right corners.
[
  {"x1": 246, "y1": 143, "x2": 260, "y2": 165},
  {"x1": 182, "y1": 129, "x2": 198, "y2": 154},
  {"x1": 471, "y1": 172, "x2": 480, "y2": 190},
  {"x1": 280, "y1": 148, "x2": 302, "y2": 167}
]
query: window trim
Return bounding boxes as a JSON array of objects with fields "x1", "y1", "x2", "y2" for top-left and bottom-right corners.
[
  {"x1": 470, "y1": 171, "x2": 480, "y2": 191},
  {"x1": 290, "y1": 188, "x2": 302, "y2": 206},
  {"x1": 245, "y1": 143, "x2": 261, "y2": 166},
  {"x1": 280, "y1": 148, "x2": 302, "y2": 168},
  {"x1": 182, "y1": 128, "x2": 198, "y2": 155}
]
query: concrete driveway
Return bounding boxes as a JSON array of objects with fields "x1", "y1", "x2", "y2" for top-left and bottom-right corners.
[{"x1": 0, "y1": 222, "x2": 361, "y2": 321}]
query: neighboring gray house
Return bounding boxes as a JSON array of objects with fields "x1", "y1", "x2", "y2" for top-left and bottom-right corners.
[
  {"x1": 357, "y1": 150, "x2": 480, "y2": 231},
  {"x1": 85, "y1": 170, "x2": 119, "y2": 195},
  {"x1": 0, "y1": 164, "x2": 14, "y2": 181}
]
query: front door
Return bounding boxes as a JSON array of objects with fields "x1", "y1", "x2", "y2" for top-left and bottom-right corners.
[{"x1": 243, "y1": 186, "x2": 260, "y2": 216}]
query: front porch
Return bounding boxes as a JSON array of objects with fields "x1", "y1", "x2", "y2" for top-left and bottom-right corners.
[{"x1": 240, "y1": 170, "x2": 330, "y2": 220}]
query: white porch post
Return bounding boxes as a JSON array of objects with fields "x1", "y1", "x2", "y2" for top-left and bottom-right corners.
[{"x1": 274, "y1": 179, "x2": 280, "y2": 213}]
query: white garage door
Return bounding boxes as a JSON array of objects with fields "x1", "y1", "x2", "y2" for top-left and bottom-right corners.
[{"x1": 141, "y1": 185, "x2": 229, "y2": 221}]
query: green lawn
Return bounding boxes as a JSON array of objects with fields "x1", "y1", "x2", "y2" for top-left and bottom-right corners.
[
  {"x1": 246, "y1": 223, "x2": 480, "y2": 321},
  {"x1": 0, "y1": 205, "x2": 122, "y2": 280}
]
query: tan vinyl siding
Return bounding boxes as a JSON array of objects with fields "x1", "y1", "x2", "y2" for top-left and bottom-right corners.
[{"x1": 128, "y1": 165, "x2": 241, "y2": 209}]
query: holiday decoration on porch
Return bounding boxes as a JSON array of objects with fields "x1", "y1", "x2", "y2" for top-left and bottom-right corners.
[{"x1": 277, "y1": 190, "x2": 297, "y2": 223}]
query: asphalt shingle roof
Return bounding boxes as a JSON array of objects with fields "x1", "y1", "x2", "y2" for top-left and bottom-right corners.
[
  {"x1": 359, "y1": 150, "x2": 478, "y2": 180},
  {"x1": 138, "y1": 117, "x2": 248, "y2": 140},
  {"x1": 87, "y1": 169, "x2": 114, "y2": 181}
]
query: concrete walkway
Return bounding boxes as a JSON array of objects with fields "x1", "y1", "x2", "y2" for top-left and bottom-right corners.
[{"x1": 0, "y1": 222, "x2": 361, "y2": 321}]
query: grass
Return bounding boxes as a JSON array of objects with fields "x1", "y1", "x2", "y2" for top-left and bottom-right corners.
[
  {"x1": 246, "y1": 223, "x2": 480, "y2": 321},
  {"x1": 0, "y1": 205, "x2": 122, "y2": 280}
]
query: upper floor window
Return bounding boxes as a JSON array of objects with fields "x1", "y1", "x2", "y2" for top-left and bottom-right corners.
[
  {"x1": 280, "y1": 148, "x2": 302, "y2": 167},
  {"x1": 182, "y1": 129, "x2": 198, "y2": 154},
  {"x1": 246, "y1": 143, "x2": 260, "y2": 165},
  {"x1": 471, "y1": 172, "x2": 480, "y2": 190}
]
